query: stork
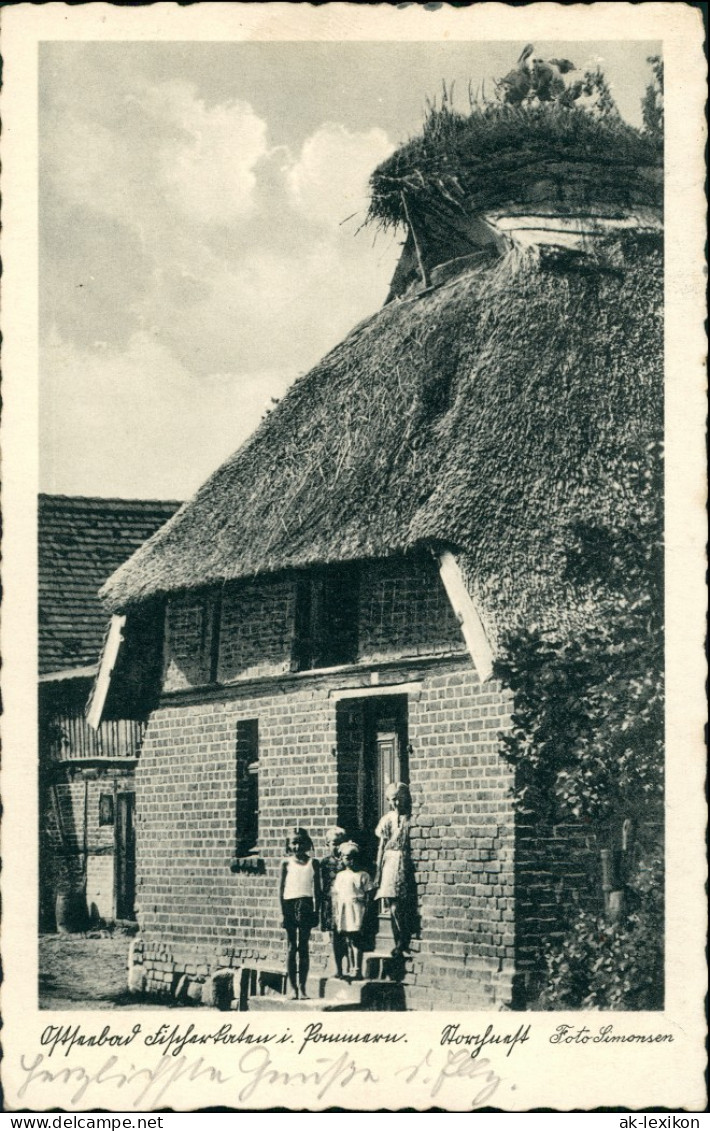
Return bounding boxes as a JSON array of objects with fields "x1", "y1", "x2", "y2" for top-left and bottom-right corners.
[{"x1": 498, "y1": 45, "x2": 577, "y2": 105}]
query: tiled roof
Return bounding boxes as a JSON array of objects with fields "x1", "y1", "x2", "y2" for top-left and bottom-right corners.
[{"x1": 39, "y1": 495, "x2": 180, "y2": 676}]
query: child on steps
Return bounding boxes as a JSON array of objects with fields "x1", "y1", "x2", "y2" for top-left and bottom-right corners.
[
  {"x1": 331, "y1": 841, "x2": 375, "y2": 980},
  {"x1": 320, "y1": 826, "x2": 347, "y2": 978},
  {"x1": 375, "y1": 782, "x2": 413, "y2": 958}
]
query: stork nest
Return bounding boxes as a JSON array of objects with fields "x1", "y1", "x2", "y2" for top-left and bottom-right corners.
[{"x1": 367, "y1": 102, "x2": 662, "y2": 232}]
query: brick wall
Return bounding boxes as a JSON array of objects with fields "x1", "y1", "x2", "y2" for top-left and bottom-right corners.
[
  {"x1": 510, "y1": 816, "x2": 660, "y2": 1007},
  {"x1": 359, "y1": 556, "x2": 465, "y2": 662},
  {"x1": 146, "y1": 563, "x2": 634, "y2": 1008},
  {"x1": 134, "y1": 682, "x2": 338, "y2": 981},
  {"x1": 87, "y1": 852, "x2": 115, "y2": 921},
  {"x1": 135, "y1": 554, "x2": 616, "y2": 1008},
  {"x1": 219, "y1": 577, "x2": 295, "y2": 683},
  {"x1": 163, "y1": 592, "x2": 216, "y2": 691},
  {"x1": 44, "y1": 773, "x2": 133, "y2": 857},
  {"x1": 160, "y1": 555, "x2": 466, "y2": 696},
  {"x1": 134, "y1": 657, "x2": 518, "y2": 1008},
  {"x1": 406, "y1": 672, "x2": 517, "y2": 1008},
  {"x1": 512, "y1": 818, "x2": 602, "y2": 1004}
]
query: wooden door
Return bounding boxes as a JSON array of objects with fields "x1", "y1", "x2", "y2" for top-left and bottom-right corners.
[
  {"x1": 336, "y1": 695, "x2": 409, "y2": 869},
  {"x1": 365, "y1": 697, "x2": 409, "y2": 865},
  {"x1": 375, "y1": 729, "x2": 401, "y2": 821},
  {"x1": 115, "y1": 792, "x2": 136, "y2": 921}
]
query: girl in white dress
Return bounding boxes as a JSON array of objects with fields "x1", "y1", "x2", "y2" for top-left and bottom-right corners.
[
  {"x1": 375, "y1": 782, "x2": 412, "y2": 958},
  {"x1": 331, "y1": 842, "x2": 374, "y2": 979}
]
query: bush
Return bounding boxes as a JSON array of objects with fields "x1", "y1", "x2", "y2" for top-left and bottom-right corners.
[
  {"x1": 495, "y1": 444, "x2": 663, "y2": 830},
  {"x1": 538, "y1": 861, "x2": 664, "y2": 1010}
]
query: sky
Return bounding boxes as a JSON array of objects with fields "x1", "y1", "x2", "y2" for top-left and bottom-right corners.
[{"x1": 39, "y1": 40, "x2": 660, "y2": 501}]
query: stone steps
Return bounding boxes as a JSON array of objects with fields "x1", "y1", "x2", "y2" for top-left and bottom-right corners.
[
  {"x1": 239, "y1": 960, "x2": 407, "y2": 1012},
  {"x1": 246, "y1": 975, "x2": 405, "y2": 1012},
  {"x1": 376, "y1": 911, "x2": 396, "y2": 947},
  {"x1": 232, "y1": 911, "x2": 406, "y2": 1011},
  {"x1": 363, "y1": 951, "x2": 404, "y2": 981}
]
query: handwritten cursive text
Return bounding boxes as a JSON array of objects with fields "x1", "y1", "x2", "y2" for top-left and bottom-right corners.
[{"x1": 398, "y1": 1047, "x2": 501, "y2": 1107}]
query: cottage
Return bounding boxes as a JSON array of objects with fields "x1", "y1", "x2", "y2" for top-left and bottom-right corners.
[
  {"x1": 96, "y1": 100, "x2": 663, "y2": 1009},
  {"x1": 39, "y1": 494, "x2": 179, "y2": 930}
]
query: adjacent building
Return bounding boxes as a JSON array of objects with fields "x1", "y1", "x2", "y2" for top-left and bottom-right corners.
[{"x1": 39, "y1": 495, "x2": 179, "y2": 930}]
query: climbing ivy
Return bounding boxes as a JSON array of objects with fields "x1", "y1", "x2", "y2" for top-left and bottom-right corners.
[{"x1": 494, "y1": 440, "x2": 664, "y2": 831}]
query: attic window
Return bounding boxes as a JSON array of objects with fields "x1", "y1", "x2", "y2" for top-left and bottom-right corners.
[
  {"x1": 166, "y1": 590, "x2": 220, "y2": 687},
  {"x1": 292, "y1": 564, "x2": 359, "y2": 671}
]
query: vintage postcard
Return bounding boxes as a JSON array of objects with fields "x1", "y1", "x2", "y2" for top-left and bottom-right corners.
[{"x1": 1, "y1": 1, "x2": 706, "y2": 1114}]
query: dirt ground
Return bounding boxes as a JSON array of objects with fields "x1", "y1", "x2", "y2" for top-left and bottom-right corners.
[{"x1": 39, "y1": 933, "x2": 137, "y2": 1010}]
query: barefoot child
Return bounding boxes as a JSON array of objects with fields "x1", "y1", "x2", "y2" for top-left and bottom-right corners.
[
  {"x1": 279, "y1": 827, "x2": 321, "y2": 1000},
  {"x1": 331, "y1": 841, "x2": 374, "y2": 980},
  {"x1": 319, "y1": 826, "x2": 347, "y2": 977}
]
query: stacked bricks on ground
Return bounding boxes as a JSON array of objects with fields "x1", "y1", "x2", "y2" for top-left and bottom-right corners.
[{"x1": 131, "y1": 552, "x2": 602, "y2": 1009}]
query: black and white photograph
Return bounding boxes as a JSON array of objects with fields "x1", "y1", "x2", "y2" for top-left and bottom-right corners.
[{"x1": 1, "y1": 1, "x2": 706, "y2": 1114}]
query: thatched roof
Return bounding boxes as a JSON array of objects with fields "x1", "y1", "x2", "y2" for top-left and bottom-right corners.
[
  {"x1": 103, "y1": 100, "x2": 663, "y2": 643},
  {"x1": 102, "y1": 228, "x2": 662, "y2": 645}
]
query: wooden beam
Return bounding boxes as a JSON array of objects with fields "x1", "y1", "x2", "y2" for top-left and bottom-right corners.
[
  {"x1": 400, "y1": 191, "x2": 429, "y2": 289},
  {"x1": 329, "y1": 681, "x2": 423, "y2": 702},
  {"x1": 40, "y1": 664, "x2": 98, "y2": 683},
  {"x1": 437, "y1": 551, "x2": 494, "y2": 682},
  {"x1": 85, "y1": 614, "x2": 126, "y2": 730}
]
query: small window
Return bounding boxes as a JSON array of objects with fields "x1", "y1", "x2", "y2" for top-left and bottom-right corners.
[
  {"x1": 293, "y1": 564, "x2": 359, "y2": 671},
  {"x1": 99, "y1": 793, "x2": 114, "y2": 826},
  {"x1": 236, "y1": 719, "x2": 259, "y2": 856}
]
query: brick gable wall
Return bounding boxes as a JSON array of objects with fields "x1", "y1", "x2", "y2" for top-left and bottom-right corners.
[
  {"x1": 359, "y1": 557, "x2": 465, "y2": 662},
  {"x1": 133, "y1": 658, "x2": 520, "y2": 1008},
  {"x1": 130, "y1": 555, "x2": 605, "y2": 1008},
  {"x1": 219, "y1": 577, "x2": 295, "y2": 683},
  {"x1": 163, "y1": 592, "x2": 215, "y2": 691}
]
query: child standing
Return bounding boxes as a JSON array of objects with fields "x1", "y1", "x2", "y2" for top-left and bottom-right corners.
[
  {"x1": 319, "y1": 826, "x2": 347, "y2": 978},
  {"x1": 331, "y1": 842, "x2": 374, "y2": 980},
  {"x1": 375, "y1": 782, "x2": 413, "y2": 958},
  {"x1": 279, "y1": 827, "x2": 321, "y2": 1000}
]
